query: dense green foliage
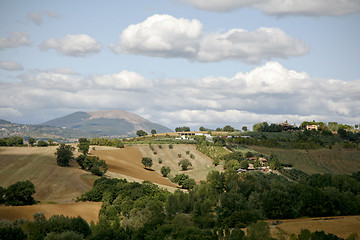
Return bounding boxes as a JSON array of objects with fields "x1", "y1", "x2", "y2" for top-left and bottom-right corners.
[
  {"x1": 37, "y1": 140, "x2": 49, "y2": 147},
  {"x1": 175, "y1": 126, "x2": 190, "y2": 132},
  {"x1": 89, "y1": 137, "x2": 124, "y2": 148},
  {"x1": 78, "y1": 138, "x2": 90, "y2": 155},
  {"x1": 55, "y1": 143, "x2": 75, "y2": 167},
  {"x1": 0, "y1": 136, "x2": 24, "y2": 146},
  {"x1": 76, "y1": 155, "x2": 108, "y2": 176},
  {"x1": 0, "y1": 213, "x2": 91, "y2": 240},
  {"x1": 136, "y1": 129, "x2": 148, "y2": 137},
  {"x1": 1, "y1": 180, "x2": 36, "y2": 206},
  {"x1": 74, "y1": 170, "x2": 360, "y2": 239},
  {"x1": 178, "y1": 159, "x2": 192, "y2": 170}
]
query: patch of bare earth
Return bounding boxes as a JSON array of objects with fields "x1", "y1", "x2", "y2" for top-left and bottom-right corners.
[
  {"x1": 0, "y1": 202, "x2": 101, "y2": 223},
  {"x1": 0, "y1": 146, "x2": 100, "y2": 223},
  {"x1": 90, "y1": 146, "x2": 178, "y2": 189}
]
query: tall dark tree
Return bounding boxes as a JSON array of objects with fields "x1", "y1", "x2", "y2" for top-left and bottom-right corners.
[
  {"x1": 28, "y1": 138, "x2": 36, "y2": 146},
  {"x1": 78, "y1": 138, "x2": 90, "y2": 155},
  {"x1": 55, "y1": 143, "x2": 75, "y2": 167}
]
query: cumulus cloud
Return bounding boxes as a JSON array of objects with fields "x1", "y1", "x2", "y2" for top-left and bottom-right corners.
[
  {"x1": 184, "y1": 0, "x2": 360, "y2": 16},
  {"x1": 112, "y1": 14, "x2": 308, "y2": 63},
  {"x1": 40, "y1": 34, "x2": 102, "y2": 57},
  {"x1": 1, "y1": 62, "x2": 359, "y2": 128},
  {"x1": 0, "y1": 61, "x2": 24, "y2": 71},
  {"x1": 91, "y1": 71, "x2": 150, "y2": 90},
  {"x1": 0, "y1": 32, "x2": 31, "y2": 50},
  {"x1": 111, "y1": 14, "x2": 202, "y2": 59},
  {"x1": 197, "y1": 27, "x2": 309, "y2": 63}
]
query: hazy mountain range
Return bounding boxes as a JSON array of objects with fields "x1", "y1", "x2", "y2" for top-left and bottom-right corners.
[{"x1": 0, "y1": 110, "x2": 172, "y2": 140}]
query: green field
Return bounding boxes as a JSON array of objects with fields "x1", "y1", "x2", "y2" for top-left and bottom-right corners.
[{"x1": 251, "y1": 144, "x2": 360, "y2": 175}]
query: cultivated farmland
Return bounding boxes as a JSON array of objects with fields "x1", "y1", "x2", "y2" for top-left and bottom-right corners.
[{"x1": 251, "y1": 145, "x2": 360, "y2": 175}]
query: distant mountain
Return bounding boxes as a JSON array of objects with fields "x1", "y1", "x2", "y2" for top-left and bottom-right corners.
[{"x1": 42, "y1": 110, "x2": 172, "y2": 137}]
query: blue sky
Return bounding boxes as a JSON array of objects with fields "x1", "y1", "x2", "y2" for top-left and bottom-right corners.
[{"x1": 1, "y1": 0, "x2": 360, "y2": 130}]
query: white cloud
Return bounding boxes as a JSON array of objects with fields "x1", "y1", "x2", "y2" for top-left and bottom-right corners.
[
  {"x1": 1, "y1": 62, "x2": 359, "y2": 128},
  {"x1": 112, "y1": 14, "x2": 309, "y2": 63},
  {"x1": 197, "y1": 28, "x2": 309, "y2": 63},
  {"x1": 44, "y1": 10, "x2": 61, "y2": 19},
  {"x1": 111, "y1": 14, "x2": 202, "y2": 59},
  {"x1": 40, "y1": 34, "x2": 102, "y2": 57},
  {"x1": 184, "y1": 0, "x2": 360, "y2": 16},
  {"x1": 0, "y1": 32, "x2": 31, "y2": 50},
  {"x1": 91, "y1": 70, "x2": 150, "y2": 90},
  {"x1": 0, "y1": 61, "x2": 24, "y2": 71}
]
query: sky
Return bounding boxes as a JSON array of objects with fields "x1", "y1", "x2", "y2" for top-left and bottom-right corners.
[{"x1": 0, "y1": 0, "x2": 360, "y2": 130}]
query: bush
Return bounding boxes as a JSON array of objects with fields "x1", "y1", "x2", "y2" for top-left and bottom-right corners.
[
  {"x1": 142, "y1": 157, "x2": 153, "y2": 169},
  {"x1": 178, "y1": 159, "x2": 192, "y2": 171},
  {"x1": 37, "y1": 140, "x2": 49, "y2": 147},
  {"x1": 5, "y1": 180, "x2": 36, "y2": 206},
  {"x1": 161, "y1": 166, "x2": 171, "y2": 177},
  {"x1": 158, "y1": 158, "x2": 163, "y2": 164},
  {"x1": 76, "y1": 155, "x2": 108, "y2": 176},
  {"x1": 55, "y1": 144, "x2": 75, "y2": 167},
  {"x1": 168, "y1": 144, "x2": 173, "y2": 149}
]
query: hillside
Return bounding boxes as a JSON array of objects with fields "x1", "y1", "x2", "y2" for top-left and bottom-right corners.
[
  {"x1": 43, "y1": 110, "x2": 172, "y2": 137},
  {"x1": 251, "y1": 145, "x2": 360, "y2": 175},
  {"x1": 0, "y1": 110, "x2": 172, "y2": 140}
]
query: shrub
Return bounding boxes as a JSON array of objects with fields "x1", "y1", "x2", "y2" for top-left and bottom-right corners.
[
  {"x1": 5, "y1": 180, "x2": 36, "y2": 206},
  {"x1": 161, "y1": 166, "x2": 171, "y2": 177},
  {"x1": 178, "y1": 159, "x2": 192, "y2": 171},
  {"x1": 158, "y1": 158, "x2": 163, "y2": 164},
  {"x1": 168, "y1": 144, "x2": 173, "y2": 149},
  {"x1": 178, "y1": 153, "x2": 182, "y2": 158},
  {"x1": 37, "y1": 140, "x2": 49, "y2": 147}
]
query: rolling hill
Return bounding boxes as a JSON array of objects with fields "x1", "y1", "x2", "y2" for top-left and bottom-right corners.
[
  {"x1": 0, "y1": 110, "x2": 172, "y2": 140},
  {"x1": 42, "y1": 110, "x2": 172, "y2": 137}
]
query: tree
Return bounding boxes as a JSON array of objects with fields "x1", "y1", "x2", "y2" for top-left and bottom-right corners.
[
  {"x1": 48, "y1": 139, "x2": 54, "y2": 146},
  {"x1": 55, "y1": 143, "x2": 75, "y2": 167},
  {"x1": 78, "y1": 138, "x2": 90, "y2": 155},
  {"x1": 151, "y1": 129, "x2": 157, "y2": 135},
  {"x1": 28, "y1": 138, "x2": 36, "y2": 146},
  {"x1": 199, "y1": 126, "x2": 207, "y2": 131},
  {"x1": 161, "y1": 166, "x2": 171, "y2": 177},
  {"x1": 142, "y1": 157, "x2": 153, "y2": 169},
  {"x1": 239, "y1": 160, "x2": 249, "y2": 169},
  {"x1": 136, "y1": 129, "x2": 148, "y2": 137},
  {"x1": 175, "y1": 126, "x2": 190, "y2": 132},
  {"x1": 223, "y1": 125, "x2": 235, "y2": 132},
  {"x1": 242, "y1": 126, "x2": 248, "y2": 132},
  {"x1": 37, "y1": 140, "x2": 49, "y2": 147},
  {"x1": 5, "y1": 180, "x2": 36, "y2": 206},
  {"x1": 178, "y1": 159, "x2": 192, "y2": 171}
]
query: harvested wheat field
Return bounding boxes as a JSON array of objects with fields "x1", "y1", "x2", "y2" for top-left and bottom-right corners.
[
  {"x1": 90, "y1": 146, "x2": 178, "y2": 189},
  {"x1": 267, "y1": 215, "x2": 360, "y2": 239},
  {"x1": 0, "y1": 146, "x2": 96, "y2": 203},
  {"x1": 0, "y1": 202, "x2": 101, "y2": 223}
]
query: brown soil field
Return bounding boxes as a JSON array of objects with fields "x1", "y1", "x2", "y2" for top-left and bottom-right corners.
[
  {"x1": 90, "y1": 146, "x2": 178, "y2": 189},
  {"x1": 0, "y1": 202, "x2": 101, "y2": 223},
  {"x1": 0, "y1": 146, "x2": 96, "y2": 203},
  {"x1": 136, "y1": 144, "x2": 223, "y2": 182},
  {"x1": 266, "y1": 215, "x2": 360, "y2": 239}
]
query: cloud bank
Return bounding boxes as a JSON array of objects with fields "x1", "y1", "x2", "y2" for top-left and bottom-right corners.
[
  {"x1": 185, "y1": 0, "x2": 360, "y2": 16},
  {"x1": 111, "y1": 14, "x2": 308, "y2": 64},
  {"x1": 1, "y1": 62, "x2": 359, "y2": 128},
  {"x1": 40, "y1": 34, "x2": 102, "y2": 57}
]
